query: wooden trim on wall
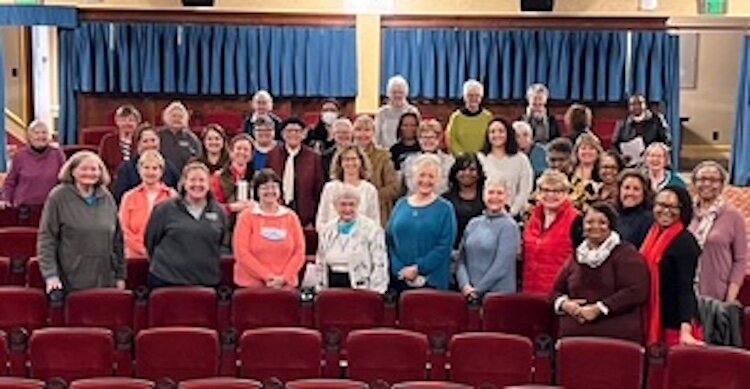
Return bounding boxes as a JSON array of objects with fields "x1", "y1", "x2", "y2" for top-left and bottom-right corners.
[
  {"x1": 79, "y1": 10, "x2": 356, "y2": 27},
  {"x1": 381, "y1": 15, "x2": 669, "y2": 30}
]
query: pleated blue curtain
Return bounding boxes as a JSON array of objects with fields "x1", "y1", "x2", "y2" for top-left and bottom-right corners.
[
  {"x1": 58, "y1": 22, "x2": 357, "y2": 144},
  {"x1": 731, "y1": 37, "x2": 750, "y2": 186},
  {"x1": 382, "y1": 29, "x2": 628, "y2": 102}
]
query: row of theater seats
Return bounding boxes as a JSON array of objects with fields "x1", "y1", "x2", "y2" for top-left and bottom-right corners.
[
  {"x1": 0, "y1": 286, "x2": 749, "y2": 388},
  {"x1": 0, "y1": 325, "x2": 748, "y2": 389}
]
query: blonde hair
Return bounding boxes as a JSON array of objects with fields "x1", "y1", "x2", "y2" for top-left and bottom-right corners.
[
  {"x1": 162, "y1": 101, "x2": 190, "y2": 128},
  {"x1": 536, "y1": 169, "x2": 572, "y2": 191},
  {"x1": 138, "y1": 150, "x2": 166, "y2": 172},
  {"x1": 572, "y1": 133, "x2": 604, "y2": 166},
  {"x1": 410, "y1": 153, "x2": 443, "y2": 184},
  {"x1": 645, "y1": 142, "x2": 672, "y2": 167},
  {"x1": 353, "y1": 115, "x2": 376, "y2": 133},
  {"x1": 417, "y1": 119, "x2": 443, "y2": 138},
  {"x1": 58, "y1": 151, "x2": 111, "y2": 187},
  {"x1": 330, "y1": 145, "x2": 371, "y2": 181}
]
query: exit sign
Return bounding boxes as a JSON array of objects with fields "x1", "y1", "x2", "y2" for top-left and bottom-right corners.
[
  {"x1": 16, "y1": 0, "x2": 42, "y2": 4},
  {"x1": 700, "y1": 0, "x2": 728, "y2": 15}
]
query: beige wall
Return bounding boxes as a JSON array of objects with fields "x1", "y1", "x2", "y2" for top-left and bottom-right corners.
[
  {"x1": 2, "y1": 28, "x2": 27, "y2": 120},
  {"x1": 681, "y1": 32, "x2": 744, "y2": 146}
]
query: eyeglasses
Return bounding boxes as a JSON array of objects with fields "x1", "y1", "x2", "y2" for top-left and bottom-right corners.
[
  {"x1": 654, "y1": 202, "x2": 680, "y2": 211},
  {"x1": 695, "y1": 177, "x2": 723, "y2": 184},
  {"x1": 419, "y1": 135, "x2": 439, "y2": 141},
  {"x1": 539, "y1": 187, "x2": 567, "y2": 194},
  {"x1": 600, "y1": 164, "x2": 619, "y2": 170},
  {"x1": 258, "y1": 183, "x2": 280, "y2": 191}
]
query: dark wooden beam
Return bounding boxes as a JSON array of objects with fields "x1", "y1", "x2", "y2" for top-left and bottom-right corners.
[{"x1": 381, "y1": 15, "x2": 669, "y2": 30}]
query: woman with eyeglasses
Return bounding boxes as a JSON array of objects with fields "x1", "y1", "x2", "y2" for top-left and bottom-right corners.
[
  {"x1": 688, "y1": 161, "x2": 747, "y2": 303},
  {"x1": 597, "y1": 151, "x2": 624, "y2": 208},
  {"x1": 523, "y1": 170, "x2": 581, "y2": 296},
  {"x1": 402, "y1": 119, "x2": 455, "y2": 196},
  {"x1": 642, "y1": 185, "x2": 704, "y2": 347}
]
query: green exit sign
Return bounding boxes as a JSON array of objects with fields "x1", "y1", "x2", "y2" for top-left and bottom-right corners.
[
  {"x1": 16, "y1": 0, "x2": 42, "y2": 5},
  {"x1": 700, "y1": 0, "x2": 728, "y2": 15}
]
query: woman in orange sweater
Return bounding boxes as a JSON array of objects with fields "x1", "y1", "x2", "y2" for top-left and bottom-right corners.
[
  {"x1": 119, "y1": 150, "x2": 177, "y2": 258},
  {"x1": 232, "y1": 169, "x2": 306, "y2": 288}
]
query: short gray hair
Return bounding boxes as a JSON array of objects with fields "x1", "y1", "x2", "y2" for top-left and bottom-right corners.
[
  {"x1": 252, "y1": 90, "x2": 273, "y2": 104},
  {"x1": 410, "y1": 153, "x2": 443, "y2": 184},
  {"x1": 463, "y1": 79, "x2": 484, "y2": 98},
  {"x1": 162, "y1": 101, "x2": 190, "y2": 128},
  {"x1": 692, "y1": 160, "x2": 728, "y2": 186},
  {"x1": 58, "y1": 150, "x2": 111, "y2": 187},
  {"x1": 512, "y1": 121, "x2": 533, "y2": 137},
  {"x1": 387, "y1": 75, "x2": 410, "y2": 96},
  {"x1": 645, "y1": 142, "x2": 672, "y2": 167},
  {"x1": 333, "y1": 186, "x2": 361, "y2": 204},
  {"x1": 483, "y1": 178, "x2": 510, "y2": 204},
  {"x1": 331, "y1": 118, "x2": 353, "y2": 134},
  {"x1": 526, "y1": 83, "x2": 549, "y2": 102}
]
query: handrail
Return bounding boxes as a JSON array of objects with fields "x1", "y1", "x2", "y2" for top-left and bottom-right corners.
[{"x1": 3, "y1": 108, "x2": 28, "y2": 145}]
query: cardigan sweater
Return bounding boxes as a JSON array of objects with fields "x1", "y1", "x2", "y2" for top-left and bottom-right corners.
[
  {"x1": 315, "y1": 180, "x2": 380, "y2": 232},
  {"x1": 523, "y1": 201, "x2": 580, "y2": 296},
  {"x1": 364, "y1": 146, "x2": 402, "y2": 227},
  {"x1": 2, "y1": 146, "x2": 65, "y2": 206},
  {"x1": 232, "y1": 204, "x2": 306, "y2": 288},
  {"x1": 447, "y1": 108, "x2": 493, "y2": 156},
  {"x1": 688, "y1": 204, "x2": 748, "y2": 301},
  {"x1": 457, "y1": 213, "x2": 520, "y2": 296},
  {"x1": 658, "y1": 230, "x2": 701, "y2": 329},
  {"x1": 38, "y1": 184, "x2": 124, "y2": 291},
  {"x1": 386, "y1": 197, "x2": 457, "y2": 290},
  {"x1": 478, "y1": 152, "x2": 535, "y2": 216},
  {"x1": 265, "y1": 145, "x2": 324, "y2": 227},
  {"x1": 98, "y1": 132, "x2": 136, "y2": 182},
  {"x1": 145, "y1": 197, "x2": 227, "y2": 286},
  {"x1": 553, "y1": 242, "x2": 650, "y2": 344}
]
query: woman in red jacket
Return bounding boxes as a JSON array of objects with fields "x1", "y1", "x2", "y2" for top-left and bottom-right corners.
[{"x1": 523, "y1": 169, "x2": 580, "y2": 296}]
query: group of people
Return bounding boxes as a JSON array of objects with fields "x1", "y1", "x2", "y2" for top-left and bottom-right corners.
[{"x1": 1, "y1": 75, "x2": 745, "y2": 349}]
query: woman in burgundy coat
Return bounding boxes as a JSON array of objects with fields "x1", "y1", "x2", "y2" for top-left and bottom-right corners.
[{"x1": 553, "y1": 202, "x2": 650, "y2": 344}]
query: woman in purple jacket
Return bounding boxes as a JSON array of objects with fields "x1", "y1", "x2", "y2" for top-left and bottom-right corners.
[{"x1": 1, "y1": 120, "x2": 65, "y2": 208}]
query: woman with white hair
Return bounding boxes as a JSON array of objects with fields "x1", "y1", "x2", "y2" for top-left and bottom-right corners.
[
  {"x1": 0, "y1": 120, "x2": 65, "y2": 209},
  {"x1": 456, "y1": 179, "x2": 520, "y2": 298},
  {"x1": 645, "y1": 142, "x2": 684, "y2": 192},
  {"x1": 520, "y1": 83, "x2": 561, "y2": 143},
  {"x1": 514, "y1": 120, "x2": 548, "y2": 180},
  {"x1": 158, "y1": 101, "x2": 203, "y2": 172},
  {"x1": 376, "y1": 75, "x2": 420, "y2": 149},
  {"x1": 38, "y1": 151, "x2": 124, "y2": 293},
  {"x1": 447, "y1": 79, "x2": 493, "y2": 156},
  {"x1": 386, "y1": 154, "x2": 458, "y2": 292},
  {"x1": 316, "y1": 186, "x2": 389, "y2": 293},
  {"x1": 244, "y1": 90, "x2": 283, "y2": 140}
]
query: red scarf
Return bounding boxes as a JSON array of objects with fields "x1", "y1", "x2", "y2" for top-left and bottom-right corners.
[{"x1": 640, "y1": 222, "x2": 684, "y2": 346}]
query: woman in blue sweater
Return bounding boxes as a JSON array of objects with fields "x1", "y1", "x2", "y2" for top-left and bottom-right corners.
[
  {"x1": 456, "y1": 179, "x2": 520, "y2": 298},
  {"x1": 387, "y1": 153, "x2": 457, "y2": 292}
]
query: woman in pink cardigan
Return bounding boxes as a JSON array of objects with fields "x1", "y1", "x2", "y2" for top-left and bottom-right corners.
[{"x1": 232, "y1": 169, "x2": 306, "y2": 288}]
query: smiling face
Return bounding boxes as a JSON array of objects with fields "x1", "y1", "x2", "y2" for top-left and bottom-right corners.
[
  {"x1": 257, "y1": 180, "x2": 281, "y2": 206},
  {"x1": 583, "y1": 208, "x2": 612, "y2": 246},
  {"x1": 646, "y1": 147, "x2": 668, "y2": 172},
  {"x1": 115, "y1": 115, "x2": 139, "y2": 137},
  {"x1": 654, "y1": 190, "x2": 681, "y2": 227},
  {"x1": 184, "y1": 168, "x2": 210, "y2": 202},
  {"x1": 340, "y1": 149, "x2": 362, "y2": 178},
  {"x1": 516, "y1": 129, "x2": 533, "y2": 152},
  {"x1": 538, "y1": 183, "x2": 567, "y2": 211},
  {"x1": 389, "y1": 84, "x2": 407, "y2": 107},
  {"x1": 203, "y1": 129, "x2": 225, "y2": 155},
  {"x1": 139, "y1": 160, "x2": 164, "y2": 186},
  {"x1": 464, "y1": 87, "x2": 483, "y2": 111},
  {"x1": 335, "y1": 197, "x2": 359, "y2": 222},
  {"x1": 166, "y1": 109, "x2": 187, "y2": 129},
  {"x1": 73, "y1": 156, "x2": 102, "y2": 187},
  {"x1": 694, "y1": 165, "x2": 724, "y2": 202},
  {"x1": 548, "y1": 151, "x2": 572, "y2": 175},
  {"x1": 253, "y1": 96, "x2": 272, "y2": 116},
  {"x1": 620, "y1": 176, "x2": 646, "y2": 209},
  {"x1": 354, "y1": 124, "x2": 375, "y2": 149},
  {"x1": 577, "y1": 143, "x2": 600, "y2": 166},
  {"x1": 485, "y1": 184, "x2": 508, "y2": 214},
  {"x1": 230, "y1": 139, "x2": 253, "y2": 167},
  {"x1": 418, "y1": 130, "x2": 440, "y2": 153},
  {"x1": 456, "y1": 163, "x2": 479, "y2": 188},
  {"x1": 27, "y1": 123, "x2": 51, "y2": 149},
  {"x1": 488, "y1": 121, "x2": 508, "y2": 150},
  {"x1": 138, "y1": 130, "x2": 160, "y2": 154},
  {"x1": 333, "y1": 123, "x2": 354, "y2": 147},
  {"x1": 530, "y1": 94, "x2": 547, "y2": 114},
  {"x1": 400, "y1": 115, "x2": 419, "y2": 142},
  {"x1": 598, "y1": 154, "x2": 620, "y2": 184},
  {"x1": 415, "y1": 163, "x2": 439, "y2": 196},
  {"x1": 283, "y1": 123, "x2": 305, "y2": 149}
]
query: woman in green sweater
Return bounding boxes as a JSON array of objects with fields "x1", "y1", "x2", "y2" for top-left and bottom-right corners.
[{"x1": 447, "y1": 79, "x2": 493, "y2": 156}]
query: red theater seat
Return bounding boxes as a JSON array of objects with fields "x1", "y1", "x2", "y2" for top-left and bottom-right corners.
[
  {"x1": 0, "y1": 378, "x2": 46, "y2": 389},
  {"x1": 202, "y1": 113, "x2": 245, "y2": 135},
  {"x1": 557, "y1": 337, "x2": 644, "y2": 389},
  {"x1": 25, "y1": 258, "x2": 43, "y2": 289},
  {"x1": 0, "y1": 287, "x2": 47, "y2": 375},
  {"x1": 28, "y1": 327, "x2": 114, "y2": 382},
  {"x1": 398, "y1": 290, "x2": 468, "y2": 379},
  {"x1": 286, "y1": 379, "x2": 368, "y2": 389},
  {"x1": 0, "y1": 330, "x2": 8, "y2": 375},
  {"x1": 0, "y1": 206, "x2": 43, "y2": 228},
  {"x1": 391, "y1": 382, "x2": 472, "y2": 389},
  {"x1": 745, "y1": 307, "x2": 750, "y2": 350},
  {"x1": 315, "y1": 289, "x2": 384, "y2": 377},
  {"x1": 178, "y1": 377, "x2": 262, "y2": 389},
  {"x1": 126, "y1": 257, "x2": 149, "y2": 290},
  {"x1": 0, "y1": 227, "x2": 38, "y2": 285},
  {"x1": 232, "y1": 288, "x2": 301, "y2": 331},
  {"x1": 0, "y1": 257, "x2": 10, "y2": 286},
  {"x1": 65, "y1": 289, "x2": 135, "y2": 376},
  {"x1": 346, "y1": 329, "x2": 428, "y2": 386},
  {"x1": 69, "y1": 377, "x2": 155, "y2": 389},
  {"x1": 664, "y1": 346, "x2": 750, "y2": 389},
  {"x1": 238, "y1": 327, "x2": 321, "y2": 383},
  {"x1": 62, "y1": 144, "x2": 98, "y2": 159},
  {"x1": 81, "y1": 126, "x2": 116, "y2": 146},
  {"x1": 135, "y1": 327, "x2": 220, "y2": 382},
  {"x1": 147, "y1": 287, "x2": 218, "y2": 329},
  {"x1": 449, "y1": 332, "x2": 532, "y2": 388}
]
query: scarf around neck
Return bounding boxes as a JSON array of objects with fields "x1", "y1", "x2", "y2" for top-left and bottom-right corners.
[
  {"x1": 576, "y1": 232, "x2": 621, "y2": 268},
  {"x1": 690, "y1": 199, "x2": 723, "y2": 249}
]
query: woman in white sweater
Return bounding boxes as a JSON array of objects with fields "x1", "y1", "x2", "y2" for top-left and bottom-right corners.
[
  {"x1": 316, "y1": 145, "x2": 380, "y2": 232},
  {"x1": 477, "y1": 117, "x2": 534, "y2": 217}
]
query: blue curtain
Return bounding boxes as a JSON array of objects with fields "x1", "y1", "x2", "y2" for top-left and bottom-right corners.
[
  {"x1": 59, "y1": 22, "x2": 357, "y2": 143},
  {"x1": 0, "y1": 33, "x2": 6, "y2": 171},
  {"x1": 732, "y1": 37, "x2": 750, "y2": 186},
  {"x1": 382, "y1": 29, "x2": 627, "y2": 102},
  {"x1": 0, "y1": 5, "x2": 78, "y2": 28},
  {"x1": 630, "y1": 32, "x2": 681, "y2": 168}
]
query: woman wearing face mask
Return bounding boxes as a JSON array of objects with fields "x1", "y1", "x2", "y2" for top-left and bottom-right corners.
[
  {"x1": 553, "y1": 202, "x2": 649, "y2": 343},
  {"x1": 376, "y1": 75, "x2": 420, "y2": 149},
  {"x1": 120, "y1": 150, "x2": 177, "y2": 259},
  {"x1": 199, "y1": 124, "x2": 229, "y2": 174},
  {"x1": 389, "y1": 112, "x2": 422, "y2": 171},
  {"x1": 616, "y1": 169, "x2": 655, "y2": 248},
  {"x1": 645, "y1": 142, "x2": 685, "y2": 193},
  {"x1": 316, "y1": 187, "x2": 388, "y2": 293},
  {"x1": 306, "y1": 99, "x2": 341, "y2": 153},
  {"x1": 38, "y1": 151, "x2": 124, "y2": 293},
  {"x1": 457, "y1": 179, "x2": 520, "y2": 298},
  {"x1": 597, "y1": 151, "x2": 624, "y2": 208},
  {"x1": 145, "y1": 162, "x2": 228, "y2": 288},
  {"x1": 387, "y1": 154, "x2": 457, "y2": 293},
  {"x1": 642, "y1": 185, "x2": 704, "y2": 347},
  {"x1": 688, "y1": 161, "x2": 747, "y2": 303},
  {"x1": 233, "y1": 169, "x2": 306, "y2": 289},
  {"x1": 1, "y1": 120, "x2": 65, "y2": 209}
]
